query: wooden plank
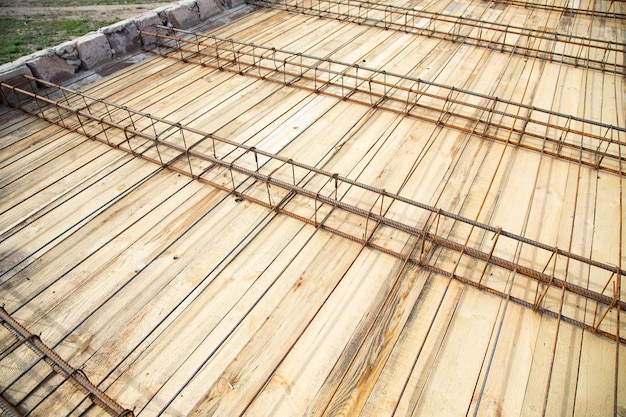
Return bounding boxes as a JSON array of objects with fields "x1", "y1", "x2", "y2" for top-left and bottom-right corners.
[
  {"x1": 83, "y1": 56, "x2": 189, "y2": 102},
  {"x1": 92, "y1": 61, "x2": 200, "y2": 109},
  {"x1": 0, "y1": 129, "x2": 88, "y2": 187},
  {"x1": 17, "y1": 372, "x2": 87, "y2": 415},
  {"x1": 0, "y1": 150, "x2": 130, "y2": 242},
  {"x1": 132, "y1": 215, "x2": 313, "y2": 415},
  {"x1": 5, "y1": 172, "x2": 197, "y2": 327},
  {"x1": 314, "y1": 256, "x2": 427, "y2": 416},
  {"x1": 0, "y1": 118, "x2": 62, "y2": 155},
  {"x1": 0, "y1": 334, "x2": 52, "y2": 407},
  {"x1": 405, "y1": 283, "x2": 502, "y2": 416},
  {"x1": 271, "y1": 100, "x2": 372, "y2": 163},
  {"x1": 0, "y1": 157, "x2": 159, "y2": 283},
  {"x1": 162, "y1": 231, "x2": 360, "y2": 416},
  {"x1": 573, "y1": 169, "x2": 622, "y2": 416},
  {"x1": 213, "y1": 88, "x2": 317, "y2": 144},
  {"x1": 305, "y1": 35, "x2": 521, "y2": 411},
  {"x1": 470, "y1": 148, "x2": 588, "y2": 415},
  {"x1": 0, "y1": 141, "x2": 125, "y2": 237},
  {"x1": 518, "y1": 155, "x2": 580, "y2": 417},
  {"x1": 0, "y1": 3, "x2": 623, "y2": 417},
  {"x1": 312, "y1": 39, "x2": 528, "y2": 410},
  {"x1": 362, "y1": 277, "x2": 464, "y2": 417},
  {"x1": 31, "y1": 192, "x2": 270, "y2": 414},
  {"x1": 241, "y1": 248, "x2": 407, "y2": 416},
  {"x1": 360, "y1": 143, "x2": 511, "y2": 416},
  {"x1": 18, "y1": 180, "x2": 219, "y2": 344},
  {"x1": 410, "y1": 141, "x2": 540, "y2": 415},
  {"x1": 107, "y1": 226, "x2": 356, "y2": 415}
]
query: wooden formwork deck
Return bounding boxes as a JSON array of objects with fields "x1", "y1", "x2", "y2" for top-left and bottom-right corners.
[{"x1": 0, "y1": 0, "x2": 625, "y2": 416}]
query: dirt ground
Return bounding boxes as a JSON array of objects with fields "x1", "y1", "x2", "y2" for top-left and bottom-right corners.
[
  {"x1": 0, "y1": 1, "x2": 179, "y2": 63},
  {"x1": 0, "y1": 2, "x2": 175, "y2": 20}
]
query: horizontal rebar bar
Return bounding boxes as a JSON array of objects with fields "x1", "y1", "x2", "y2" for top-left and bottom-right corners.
[
  {"x1": 0, "y1": 306, "x2": 134, "y2": 417},
  {"x1": 0, "y1": 393, "x2": 23, "y2": 417},
  {"x1": 247, "y1": 0, "x2": 625, "y2": 73},
  {"x1": 141, "y1": 27, "x2": 626, "y2": 175},
  {"x1": 1, "y1": 78, "x2": 624, "y2": 344},
  {"x1": 483, "y1": 0, "x2": 626, "y2": 19}
]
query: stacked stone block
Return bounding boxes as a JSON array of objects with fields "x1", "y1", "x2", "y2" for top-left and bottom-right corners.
[{"x1": 1, "y1": 0, "x2": 240, "y2": 105}]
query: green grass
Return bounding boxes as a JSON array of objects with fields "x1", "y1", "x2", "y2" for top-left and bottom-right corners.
[
  {"x1": 0, "y1": 0, "x2": 176, "y2": 65},
  {"x1": 0, "y1": 17, "x2": 119, "y2": 65}
]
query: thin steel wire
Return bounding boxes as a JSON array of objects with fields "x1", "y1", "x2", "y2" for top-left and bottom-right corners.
[
  {"x1": 247, "y1": 0, "x2": 625, "y2": 73},
  {"x1": 141, "y1": 27, "x2": 626, "y2": 175},
  {"x1": 0, "y1": 307, "x2": 134, "y2": 417},
  {"x1": 482, "y1": 0, "x2": 625, "y2": 18},
  {"x1": 1, "y1": 78, "x2": 624, "y2": 344},
  {"x1": 0, "y1": 393, "x2": 23, "y2": 417}
]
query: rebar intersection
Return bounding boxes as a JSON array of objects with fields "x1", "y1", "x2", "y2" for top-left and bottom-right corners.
[
  {"x1": 141, "y1": 26, "x2": 626, "y2": 176},
  {"x1": 247, "y1": 0, "x2": 626, "y2": 74},
  {"x1": 0, "y1": 307, "x2": 134, "y2": 417},
  {"x1": 2, "y1": 76, "x2": 624, "y2": 344}
]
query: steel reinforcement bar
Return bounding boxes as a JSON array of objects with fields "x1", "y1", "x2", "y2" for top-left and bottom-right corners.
[
  {"x1": 483, "y1": 0, "x2": 626, "y2": 19},
  {"x1": 1, "y1": 77, "x2": 624, "y2": 344},
  {"x1": 0, "y1": 393, "x2": 22, "y2": 417},
  {"x1": 0, "y1": 306, "x2": 134, "y2": 417},
  {"x1": 141, "y1": 27, "x2": 626, "y2": 176},
  {"x1": 246, "y1": 0, "x2": 625, "y2": 74}
]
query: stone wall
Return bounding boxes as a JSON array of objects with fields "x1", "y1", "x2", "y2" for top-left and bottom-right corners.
[{"x1": 0, "y1": 0, "x2": 243, "y2": 104}]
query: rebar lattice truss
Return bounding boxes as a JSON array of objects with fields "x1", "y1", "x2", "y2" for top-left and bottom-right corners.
[
  {"x1": 246, "y1": 0, "x2": 625, "y2": 74},
  {"x1": 142, "y1": 27, "x2": 626, "y2": 175},
  {"x1": 483, "y1": 0, "x2": 625, "y2": 19},
  {"x1": 0, "y1": 306, "x2": 134, "y2": 417},
  {"x1": 2, "y1": 77, "x2": 624, "y2": 344}
]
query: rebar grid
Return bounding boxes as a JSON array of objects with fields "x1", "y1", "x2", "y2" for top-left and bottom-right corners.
[
  {"x1": 245, "y1": 0, "x2": 625, "y2": 74},
  {"x1": 0, "y1": 307, "x2": 134, "y2": 417},
  {"x1": 2, "y1": 77, "x2": 624, "y2": 343},
  {"x1": 483, "y1": 0, "x2": 625, "y2": 19},
  {"x1": 140, "y1": 26, "x2": 626, "y2": 175}
]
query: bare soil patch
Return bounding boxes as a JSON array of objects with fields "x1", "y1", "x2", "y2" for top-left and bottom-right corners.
[
  {"x1": 0, "y1": 1, "x2": 174, "y2": 64},
  {"x1": 0, "y1": 2, "x2": 173, "y2": 21}
]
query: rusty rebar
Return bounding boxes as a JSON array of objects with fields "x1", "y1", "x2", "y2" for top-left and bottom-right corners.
[
  {"x1": 140, "y1": 27, "x2": 626, "y2": 175},
  {"x1": 0, "y1": 306, "x2": 134, "y2": 417},
  {"x1": 0, "y1": 393, "x2": 23, "y2": 417},
  {"x1": 482, "y1": 0, "x2": 626, "y2": 18},
  {"x1": 247, "y1": 0, "x2": 625, "y2": 73},
  {"x1": 2, "y1": 78, "x2": 624, "y2": 344}
]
